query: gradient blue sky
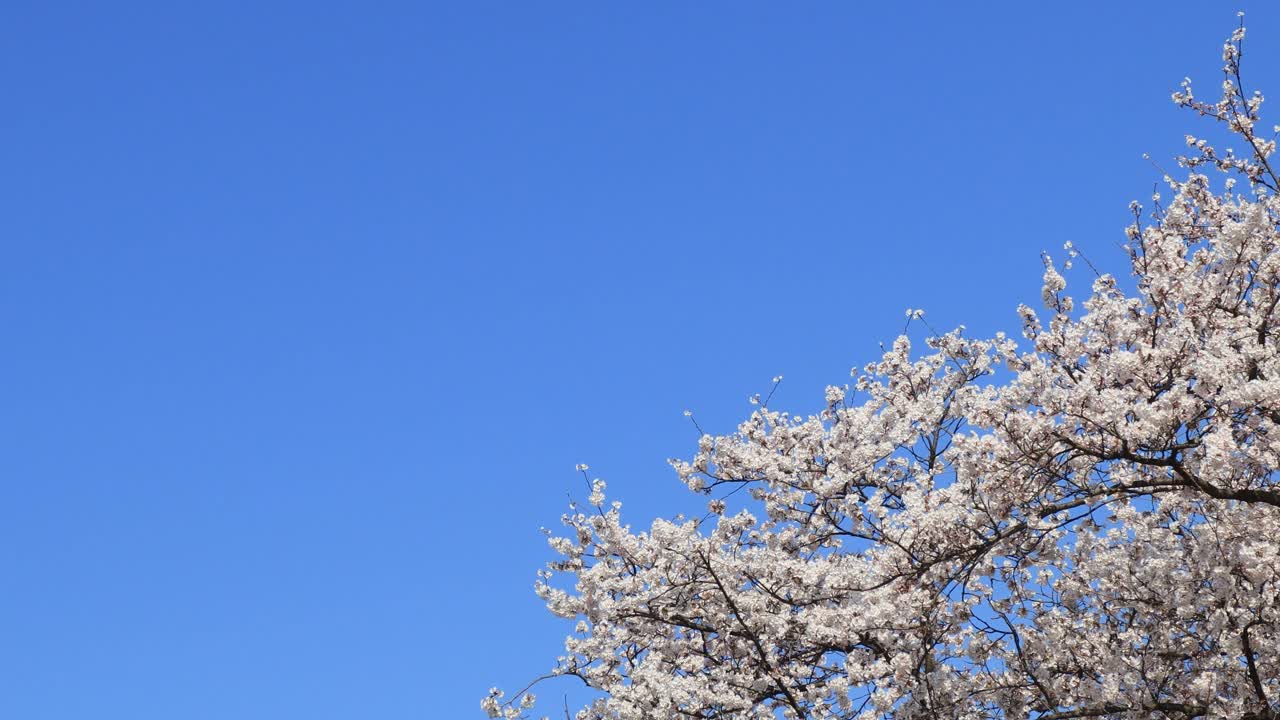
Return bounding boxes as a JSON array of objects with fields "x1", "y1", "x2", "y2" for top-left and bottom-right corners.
[{"x1": 4, "y1": 2, "x2": 1279, "y2": 718}]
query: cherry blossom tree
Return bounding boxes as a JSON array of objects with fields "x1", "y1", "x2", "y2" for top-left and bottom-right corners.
[{"x1": 487, "y1": 18, "x2": 1280, "y2": 720}]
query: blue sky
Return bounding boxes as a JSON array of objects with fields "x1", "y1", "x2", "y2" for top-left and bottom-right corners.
[{"x1": 3, "y1": 2, "x2": 1279, "y2": 718}]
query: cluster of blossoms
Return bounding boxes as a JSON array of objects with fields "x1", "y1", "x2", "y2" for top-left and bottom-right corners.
[{"x1": 488, "y1": 20, "x2": 1280, "y2": 720}]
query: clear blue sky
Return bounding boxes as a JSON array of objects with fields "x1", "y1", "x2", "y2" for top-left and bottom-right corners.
[{"x1": 3, "y1": 2, "x2": 1278, "y2": 718}]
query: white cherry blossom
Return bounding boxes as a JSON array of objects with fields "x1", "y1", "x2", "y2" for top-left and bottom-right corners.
[{"x1": 489, "y1": 19, "x2": 1280, "y2": 720}]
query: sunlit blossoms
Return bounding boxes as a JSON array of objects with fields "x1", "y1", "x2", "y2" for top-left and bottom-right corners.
[{"x1": 489, "y1": 20, "x2": 1280, "y2": 720}]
